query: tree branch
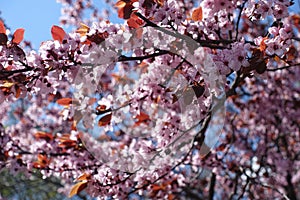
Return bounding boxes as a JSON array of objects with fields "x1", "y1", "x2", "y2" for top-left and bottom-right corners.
[
  {"x1": 292, "y1": 37, "x2": 300, "y2": 42},
  {"x1": 117, "y1": 50, "x2": 169, "y2": 62},
  {"x1": 267, "y1": 63, "x2": 300, "y2": 71},
  {"x1": 208, "y1": 173, "x2": 216, "y2": 200},
  {"x1": 135, "y1": 12, "x2": 230, "y2": 49},
  {"x1": 235, "y1": 1, "x2": 247, "y2": 41},
  {"x1": 285, "y1": 172, "x2": 297, "y2": 200}
]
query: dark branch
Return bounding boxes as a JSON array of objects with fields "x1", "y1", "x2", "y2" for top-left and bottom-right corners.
[
  {"x1": 285, "y1": 172, "x2": 297, "y2": 200},
  {"x1": 208, "y1": 173, "x2": 216, "y2": 200},
  {"x1": 135, "y1": 12, "x2": 230, "y2": 49},
  {"x1": 267, "y1": 63, "x2": 300, "y2": 71},
  {"x1": 117, "y1": 50, "x2": 169, "y2": 62},
  {"x1": 292, "y1": 37, "x2": 300, "y2": 42},
  {"x1": 235, "y1": 1, "x2": 247, "y2": 41}
]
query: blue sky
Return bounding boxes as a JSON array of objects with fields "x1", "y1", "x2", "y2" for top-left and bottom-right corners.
[
  {"x1": 0, "y1": 0, "x2": 299, "y2": 49},
  {"x1": 0, "y1": 0, "x2": 62, "y2": 49},
  {"x1": 0, "y1": 0, "x2": 121, "y2": 49}
]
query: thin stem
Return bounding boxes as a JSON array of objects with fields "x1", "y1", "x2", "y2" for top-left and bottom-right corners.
[
  {"x1": 117, "y1": 50, "x2": 169, "y2": 62},
  {"x1": 267, "y1": 63, "x2": 300, "y2": 71},
  {"x1": 235, "y1": 1, "x2": 247, "y2": 41}
]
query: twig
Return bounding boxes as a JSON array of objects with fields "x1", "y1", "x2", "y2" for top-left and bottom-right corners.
[
  {"x1": 267, "y1": 63, "x2": 300, "y2": 71},
  {"x1": 235, "y1": 1, "x2": 247, "y2": 41},
  {"x1": 117, "y1": 50, "x2": 169, "y2": 62},
  {"x1": 255, "y1": 182, "x2": 290, "y2": 200}
]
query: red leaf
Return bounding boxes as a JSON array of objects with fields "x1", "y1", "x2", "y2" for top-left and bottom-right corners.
[
  {"x1": 135, "y1": 112, "x2": 150, "y2": 122},
  {"x1": 192, "y1": 7, "x2": 203, "y2": 21},
  {"x1": 142, "y1": 0, "x2": 155, "y2": 9},
  {"x1": 59, "y1": 140, "x2": 78, "y2": 149},
  {"x1": 127, "y1": 13, "x2": 144, "y2": 29},
  {"x1": 69, "y1": 181, "x2": 88, "y2": 198},
  {"x1": 155, "y1": 0, "x2": 164, "y2": 7},
  {"x1": 15, "y1": 85, "x2": 21, "y2": 98},
  {"x1": 87, "y1": 31, "x2": 108, "y2": 44},
  {"x1": 12, "y1": 28, "x2": 25, "y2": 44},
  {"x1": 134, "y1": 112, "x2": 150, "y2": 126},
  {"x1": 57, "y1": 133, "x2": 78, "y2": 149},
  {"x1": 0, "y1": 20, "x2": 6, "y2": 34},
  {"x1": 116, "y1": 0, "x2": 136, "y2": 19},
  {"x1": 34, "y1": 131, "x2": 54, "y2": 142},
  {"x1": 51, "y1": 25, "x2": 66, "y2": 43},
  {"x1": 56, "y1": 98, "x2": 79, "y2": 106},
  {"x1": 75, "y1": 173, "x2": 91, "y2": 182},
  {"x1": 292, "y1": 14, "x2": 300, "y2": 31},
  {"x1": 115, "y1": 0, "x2": 126, "y2": 8},
  {"x1": 33, "y1": 154, "x2": 51, "y2": 169},
  {"x1": 98, "y1": 113, "x2": 112, "y2": 126},
  {"x1": 120, "y1": 4, "x2": 132, "y2": 19},
  {"x1": 259, "y1": 37, "x2": 268, "y2": 52}
]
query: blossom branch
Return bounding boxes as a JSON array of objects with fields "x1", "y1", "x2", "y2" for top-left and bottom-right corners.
[
  {"x1": 235, "y1": 0, "x2": 247, "y2": 41},
  {"x1": 267, "y1": 63, "x2": 300, "y2": 71},
  {"x1": 135, "y1": 12, "x2": 230, "y2": 49},
  {"x1": 117, "y1": 50, "x2": 169, "y2": 62}
]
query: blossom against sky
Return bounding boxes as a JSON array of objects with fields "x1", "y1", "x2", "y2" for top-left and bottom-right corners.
[
  {"x1": 0, "y1": 0, "x2": 62, "y2": 49},
  {"x1": 0, "y1": 0, "x2": 121, "y2": 49},
  {"x1": 0, "y1": 0, "x2": 299, "y2": 49}
]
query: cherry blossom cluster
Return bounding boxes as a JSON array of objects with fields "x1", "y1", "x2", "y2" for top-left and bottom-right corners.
[{"x1": 0, "y1": 0, "x2": 299, "y2": 199}]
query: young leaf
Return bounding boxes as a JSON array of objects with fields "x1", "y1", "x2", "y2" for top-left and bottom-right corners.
[
  {"x1": 142, "y1": 0, "x2": 156, "y2": 10},
  {"x1": 58, "y1": 134, "x2": 78, "y2": 149},
  {"x1": 69, "y1": 181, "x2": 88, "y2": 198},
  {"x1": 115, "y1": 0, "x2": 126, "y2": 8},
  {"x1": 12, "y1": 28, "x2": 25, "y2": 44},
  {"x1": 56, "y1": 98, "x2": 79, "y2": 106},
  {"x1": 259, "y1": 37, "x2": 268, "y2": 52},
  {"x1": 135, "y1": 112, "x2": 150, "y2": 122},
  {"x1": 134, "y1": 112, "x2": 150, "y2": 126},
  {"x1": 155, "y1": 0, "x2": 164, "y2": 7},
  {"x1": 15, "y1": 85, "x2": 21, "y2": 98},
  {"x1": 87, "y1": 31, "x2": 109, "y2": 44},
  {"x1": 116, "y1": 0, "x2": 136, "y2": 19},
  {"x1": 98, "y1": 113, "x2": 112, "y2": 126},
  {"x1": 192, "y1": 7, "x2": 203, "y2": 21},
  {"x1": 34, "y1": 131, "x2": 54, "y2": 142},
  {"x1": 32, "y1": 154, "x2": 51, "y2": 169},
  {"x1": 291, "y1": 14, "x2": 300, "y2": 31},
  {"x1": 51, "y1": 25, "x2": 66, "y2": 43},
  {"x1": 127, "y1": 13, "x2": 144, "y2": 29},
  {"x1": 0, "y1": 20, "x2": 6, "y2": 34},
  {"x1": 75, "y1": 173, "x2": 91, "y2": 182},
  {"x1": 76, "y1": 23, "x2": 90, "y2": 36}
]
